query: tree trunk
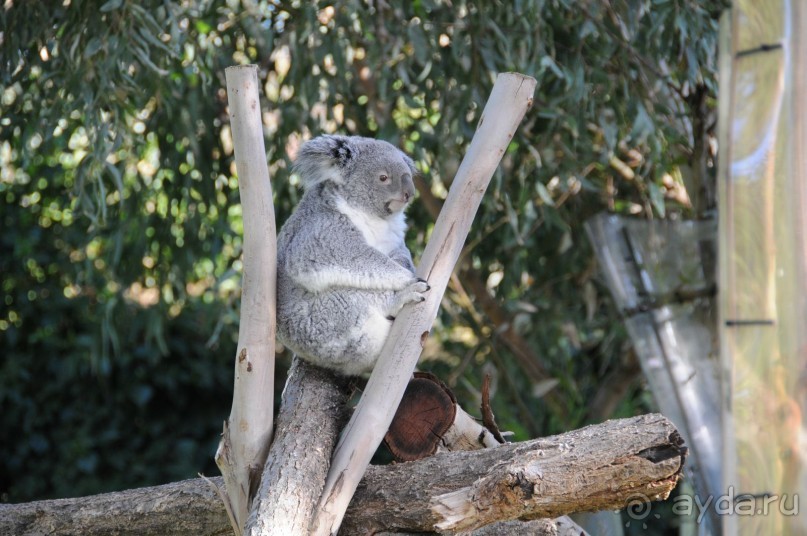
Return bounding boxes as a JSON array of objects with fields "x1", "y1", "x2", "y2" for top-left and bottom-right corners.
[
  {"x1": 247, "y1": 358, "x2": 351, "y2": 535},
  {"x1": 343, "y1": 413, "x2": 684, "y2": 534},
  {"x1": 0, "y1": 414, "x2": 683, "y2": 536}
]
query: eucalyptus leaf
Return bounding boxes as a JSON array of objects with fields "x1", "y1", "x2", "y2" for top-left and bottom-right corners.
[
  {"x1": 648, "y1": 181, "x2": 666, "y2": 217},
  {"x1": 99, "y1": 0, "x2": 123, "y2": 13},
  {"x1": 83, "y1": 37, "x2": 103, "y2": 59},
  {"x1": 536, "y1": 181, "x2": 555, "y2": 206}
]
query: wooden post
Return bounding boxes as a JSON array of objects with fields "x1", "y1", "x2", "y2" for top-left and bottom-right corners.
[
  {"x1": 311, "y1": 72, "x2": 537, "y2": 536},
  {"x1": 214, "y1": 64, "x2": 277, "y2": 535}
]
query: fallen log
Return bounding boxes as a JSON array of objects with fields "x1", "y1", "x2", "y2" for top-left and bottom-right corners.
[
  {"x1": 0, "y1": 414, "x2": 684, "y2": 535},
  {"x1": 344, "y1": 412, "x2": 684, "y2": 534}
]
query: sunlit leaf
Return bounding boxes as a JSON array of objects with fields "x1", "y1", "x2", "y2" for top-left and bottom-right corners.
[{"x1": 536, "y1": 181, "x2": 555, "y2": 206}]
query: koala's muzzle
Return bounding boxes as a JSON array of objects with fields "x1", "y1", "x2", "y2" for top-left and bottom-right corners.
[
  {"x1": 385, "y1": 174, "x2": 415, "y2": 214},
  {"x1": 400, "y1": 174, "x2": 415, "y2": 203}
]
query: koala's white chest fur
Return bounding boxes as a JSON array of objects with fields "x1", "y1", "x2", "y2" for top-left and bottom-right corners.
[{"x1": 335, "y1": 197, "x2": 406, "y2": 254}]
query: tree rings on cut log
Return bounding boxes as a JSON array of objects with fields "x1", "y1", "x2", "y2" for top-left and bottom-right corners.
[{"x1": 384, "y1": 372, "x2": 457, "y2": 461}]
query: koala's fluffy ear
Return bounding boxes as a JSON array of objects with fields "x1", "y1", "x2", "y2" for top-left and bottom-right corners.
[
  {"x1": 293, "y1": 135, "x2": 355, "y2": 188},
  {"x1": 402, "y1": 153, "x2": 416, "y2": 176}
]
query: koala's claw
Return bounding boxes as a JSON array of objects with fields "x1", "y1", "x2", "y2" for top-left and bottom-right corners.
[
  {"x1": 413, "y1": 282, "x2": 430, "y2": 293},
  {"x1": 409, "y1": 281, "x2": 429, "y2": 302}
]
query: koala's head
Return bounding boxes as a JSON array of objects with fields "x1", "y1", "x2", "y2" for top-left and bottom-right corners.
[{"x1": 294, "y1": 135, "x2": 416, "y2": 218}]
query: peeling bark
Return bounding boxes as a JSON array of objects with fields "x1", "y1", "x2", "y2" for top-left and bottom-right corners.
[
  {"x1": 246, "y1": 358, "x2": 352, "y2": 535},
  {"x1": 343, "y1": 413, "x2": 685, "y2": 534}
]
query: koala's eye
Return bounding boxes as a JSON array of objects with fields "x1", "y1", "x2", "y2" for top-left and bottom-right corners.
[{"x1": 379, "y1": 174, "x2": 389, "y2": 182}]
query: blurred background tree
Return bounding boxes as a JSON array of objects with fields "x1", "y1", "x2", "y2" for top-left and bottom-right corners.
[{"x1": 0, "y1": 0, "x2": 724, "y2": 519}]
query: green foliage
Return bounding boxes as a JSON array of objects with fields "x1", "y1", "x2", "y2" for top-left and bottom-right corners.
[{"x1": 1, "y1": 0, "x2": 724, "y2": 510}]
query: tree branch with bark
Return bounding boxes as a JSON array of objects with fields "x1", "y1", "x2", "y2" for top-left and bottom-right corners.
[{"x1": 0, "y1": 414, "x2": 684, "y2": 535}]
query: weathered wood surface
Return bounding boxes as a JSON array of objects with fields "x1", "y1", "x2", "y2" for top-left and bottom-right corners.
[
  {"x1": 376, "y1": 517, "x2": 587, "y2": 536},
  {"x1": 0, "y1": 414, "x2": 683, "y2": 536},
  {"x1": 343, "y1": 413, "x2": 684, "y2": 534},
  {"x1": 0, "y1": 477, "x2": 232, "y2": 536}
]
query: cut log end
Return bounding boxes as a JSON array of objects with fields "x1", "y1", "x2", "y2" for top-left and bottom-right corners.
[{"x1": 384, "y1": 373, "x2": 456, "y2": 462}]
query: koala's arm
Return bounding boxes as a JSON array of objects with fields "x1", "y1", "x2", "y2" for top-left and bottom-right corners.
[
  {"x1": 389, "y1": 242, "x2": 416, "y2": 273},
  {"x1": 284, "y1": 225, "x2": 419, "y2": 293}
]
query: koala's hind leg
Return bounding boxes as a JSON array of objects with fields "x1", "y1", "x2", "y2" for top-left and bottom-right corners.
[
  {"x1": 306, "y1": 308, "x2": 393, "y2": 376},
  {"x1": 386, "y1": 279, "x2": 430, "y2": 319}
]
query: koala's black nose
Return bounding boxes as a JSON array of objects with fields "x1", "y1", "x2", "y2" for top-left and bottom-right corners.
[{"x1": 404, "y1": 192, "x2": 410, "y2": 201}]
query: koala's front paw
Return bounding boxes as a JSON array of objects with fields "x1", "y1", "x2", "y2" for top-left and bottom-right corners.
[
  {"x1": 400, "y1": 280, "x2": 428, "y2": 304},
  {"x1": 405, "y1": 278, "x2": 431, "y2": 303},
  {"x1": 411, "y1": 277, "x2": 431, "y2": 294},
  {"x1": 388, "y1": 278, "x2": 431, "y2": 317}
]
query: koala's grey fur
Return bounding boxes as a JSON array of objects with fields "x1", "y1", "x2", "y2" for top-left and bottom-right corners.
[{"x1": 276, "y1": 135, "x2": 429, "y2": 376}]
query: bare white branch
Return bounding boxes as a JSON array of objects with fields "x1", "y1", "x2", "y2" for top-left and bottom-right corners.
[{"x1": 215, "y1": 64, "x2": 277, "y2": 534}]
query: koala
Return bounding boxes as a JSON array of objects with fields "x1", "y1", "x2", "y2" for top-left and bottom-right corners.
[{"x1": 276, "y1": 135, "x2": 430, "y2": 376}]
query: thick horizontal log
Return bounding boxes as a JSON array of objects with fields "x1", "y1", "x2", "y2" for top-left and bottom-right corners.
[
  {"x1": 0, "y1": 477, "x2": 231, "y2": 536},
  {"x1": 375, "y1": 517, "x2": 587, "y2": 536},
  {"x1": 0, "y1": 414, "x2": 683, "y2": 536},
  {"x1": 0, "y1": 479, "x2": 584, "y2": 536},
  {"x1": 343, "y1": 413, "x2": 684, "y2": 534}
]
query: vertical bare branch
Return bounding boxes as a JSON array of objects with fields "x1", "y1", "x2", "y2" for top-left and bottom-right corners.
[{"x1": 215, "y1": 64, "x2": 277, "y2": 534}]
